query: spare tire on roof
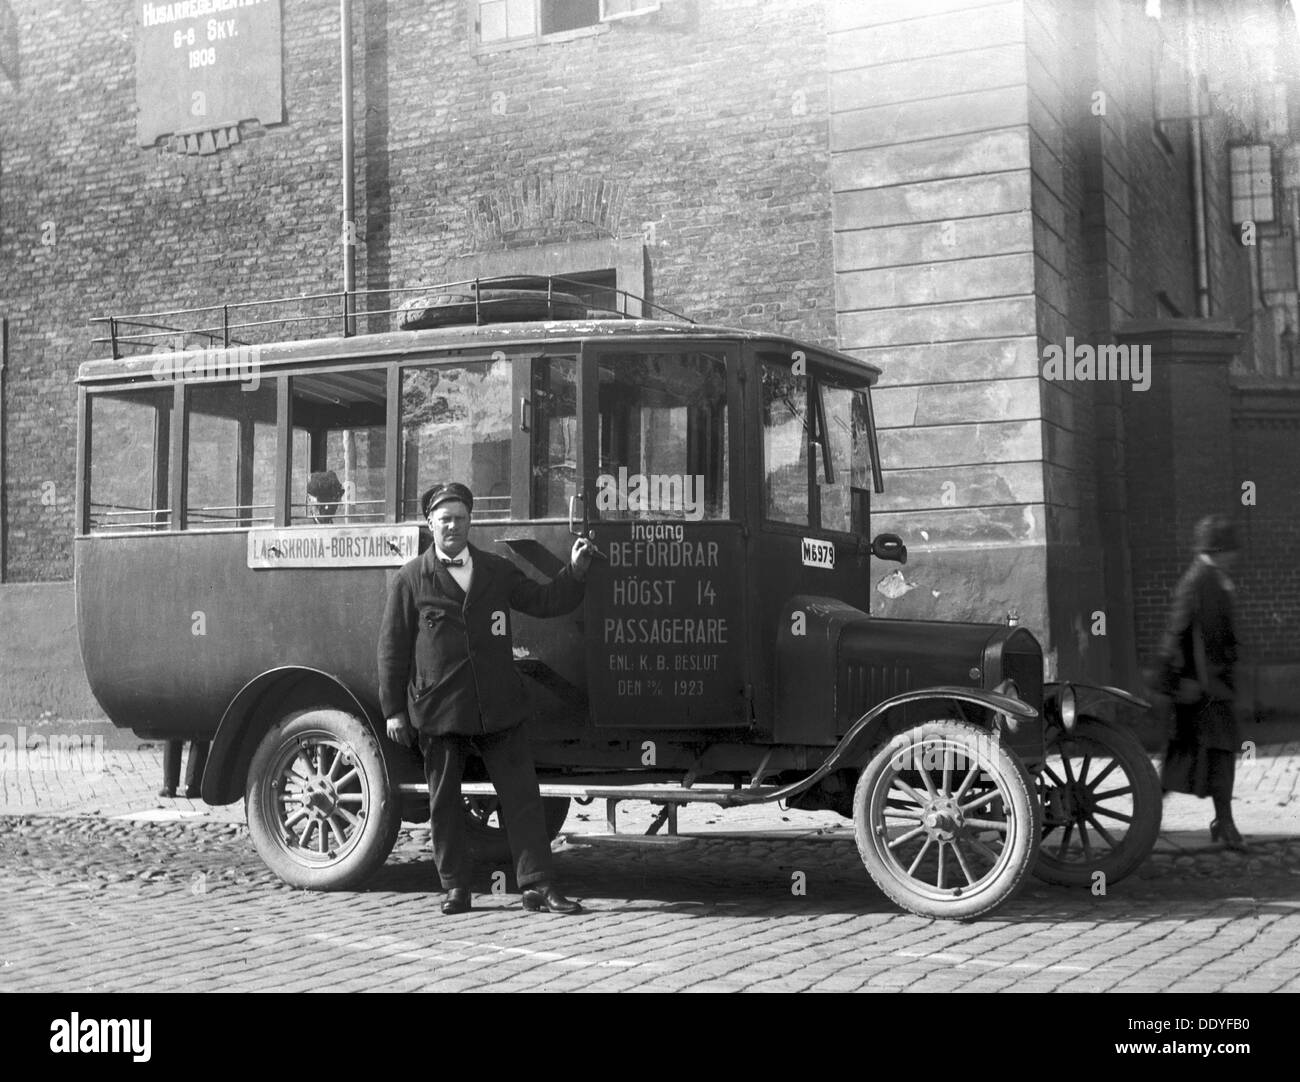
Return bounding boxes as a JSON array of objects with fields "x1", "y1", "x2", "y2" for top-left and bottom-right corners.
[{"x1": 397, "y1": 287, "x2": 590, "y2": 330}]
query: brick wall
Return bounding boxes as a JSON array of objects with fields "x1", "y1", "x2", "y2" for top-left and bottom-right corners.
[
  {"x1": 1, "y1": 0, "x2": 348, "y2": 580},
  {"x1": 1122, "y1": 347, "x2": 1181, "y2": 658},
  {"x1": 366, "y1": 0, "x2": 836, "y2": 337},
  {"x1": 1231, "y1": 386, "x2": 1300, "y2": 665},
  {"x1": 0, "y1": 0, "x2": 839, "y2": 582},
  {"x1": 1120, "y1": 325, "x2": 1243, "y2": 663}
]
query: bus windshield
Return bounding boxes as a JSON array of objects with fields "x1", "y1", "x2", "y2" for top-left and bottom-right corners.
[{"x1": 595, "y1": 350, "x2": 729, "y2": 521}]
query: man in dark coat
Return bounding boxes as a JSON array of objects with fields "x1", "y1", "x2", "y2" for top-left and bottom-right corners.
[
  {"x1": 378, "y1": 482, "x2": 594, "y2": 914},
  {"x1": 1156, "y1": 514, "x2": 1247, "y2": 850}
]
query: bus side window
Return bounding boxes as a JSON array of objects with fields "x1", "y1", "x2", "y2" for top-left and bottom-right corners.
[
  {"x1": 817, "y1": 384, "x2": 871, "y2": 534},
  {"x1": 400, "y1": 356, "x2": 513, "y2": 522},
  {"x1": 290, "y1": 370, "x2": 387, "y2": 524},
  {"x1": 185, "y1": 382, "x2": 277, "y2": 528},
  {"x1": 760, "y1": 362, "x2": 810, "y2": 526},
  {"x1": 530, "y1": 356, "x2": 578, "y2": 519},
  {"x1": 87, "y1": 388, "x2": 173, "y2": 532}
]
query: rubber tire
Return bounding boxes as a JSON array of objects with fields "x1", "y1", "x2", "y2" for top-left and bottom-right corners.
[
  {"x1": 853, "y1": 720, "x2": 1040, "y2": 920},
  {"x1": 246, "y1": 708, "x2": 401, "y2": 890},
  {"x1": 398, "y1": 288, "x2": 589, "y2": 329},
  {"x1": 1033, "y1": 716, "x2": 1162, "y2": 888},
  {"x1": 464, "y1": 795, "x2": 572, "y2": 863}
]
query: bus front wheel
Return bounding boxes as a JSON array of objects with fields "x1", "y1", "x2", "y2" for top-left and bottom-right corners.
[
  {"x1": 246, "y1": 708, "x2": 401, "y2": 890},
  {"x1": 853, "y1": 720, "x2": 1039, "y2": 920}
]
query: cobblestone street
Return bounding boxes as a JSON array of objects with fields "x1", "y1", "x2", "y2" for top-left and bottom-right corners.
[
  {"x1": 2, "y1": 791, "x2": 1299, "y2": 993},
  {"x1": 2, "y1": 721, "x2": 1299, "y2": 993}
]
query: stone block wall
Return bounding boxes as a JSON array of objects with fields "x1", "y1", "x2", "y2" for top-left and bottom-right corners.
[{"x1": 827, "y1": 0, "x2": 1057, "y2": 663}]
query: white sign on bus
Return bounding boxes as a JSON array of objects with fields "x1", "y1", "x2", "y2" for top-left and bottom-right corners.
[{"x1": 247, "y1": 526, "x2": 420, "y2": 569}]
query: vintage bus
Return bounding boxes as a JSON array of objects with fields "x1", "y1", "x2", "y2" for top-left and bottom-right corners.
[{"x1": 75, "y1": 278, "x2": 1158, "y2": 919}]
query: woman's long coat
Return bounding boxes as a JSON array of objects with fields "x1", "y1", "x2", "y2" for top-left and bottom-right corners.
[{"x1": 1158, "y1": 555, "x2": 1239, "y2": 753}]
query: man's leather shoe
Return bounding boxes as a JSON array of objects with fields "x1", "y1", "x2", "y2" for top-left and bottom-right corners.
[
  {"x1": 441, "y1": 888, "x2": 471, "y2": 915},
  {"x1": 521, "y1": 884, "x2": 582, "y2": 914}
]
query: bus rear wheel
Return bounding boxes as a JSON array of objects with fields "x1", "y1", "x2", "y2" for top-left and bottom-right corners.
[
  {"x1": 1033, "y1": 716, "x2": 1162, "y2": 887},
  {"x1": 246, "y1": 708, "x2": 400, "y2": 890}
]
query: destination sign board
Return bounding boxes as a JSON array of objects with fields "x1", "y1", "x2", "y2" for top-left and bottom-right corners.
[{"x1": 248, "y1": 526, "x2": 420, "y2": 569}]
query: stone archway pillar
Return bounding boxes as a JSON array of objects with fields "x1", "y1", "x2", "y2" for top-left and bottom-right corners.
[{"x1": 1115, "y1": 319, "x2": 1244, "y2": 661}]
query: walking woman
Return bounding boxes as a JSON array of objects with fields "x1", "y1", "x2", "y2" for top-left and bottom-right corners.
[{"x1": 1157, "y1": 514, "x2": 1248, "y2": 851}]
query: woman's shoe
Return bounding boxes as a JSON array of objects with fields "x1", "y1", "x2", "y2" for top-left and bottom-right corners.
[{"x1": 1210, "y1": 819, "x2": 1249, "y2": 852}]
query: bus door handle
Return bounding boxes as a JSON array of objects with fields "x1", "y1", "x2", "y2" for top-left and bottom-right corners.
[
  {"x1": 568, "y1": 494, "x2": 607, "y2": 562},
  {"x1": 519, "y1": 396, "x2": 532, "y2": 432}
]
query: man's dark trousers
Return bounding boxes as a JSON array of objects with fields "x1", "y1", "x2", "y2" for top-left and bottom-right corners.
[{"x1": 420, "y1": 725, "x2": 552, "y2": 891}]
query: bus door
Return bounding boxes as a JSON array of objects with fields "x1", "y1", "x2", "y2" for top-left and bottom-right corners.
[
  {"x1": 396, "y1": 349, "x2": 589, "y2": 726},
  {"x1": 748, "y1": 347, "x2": 876, "y2": 746},
  {"x1": 580, "y1": 343, "x2": 751, "y2": 730}
]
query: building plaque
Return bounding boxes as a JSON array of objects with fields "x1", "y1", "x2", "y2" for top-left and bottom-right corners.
[{"x1": 135, "y1": 0, "x2": 284, "y2": 147}]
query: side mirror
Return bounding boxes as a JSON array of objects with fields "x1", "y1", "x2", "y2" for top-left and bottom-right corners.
[{"x1": 870, "y1": 532, "x2": 907, "y2": 564}]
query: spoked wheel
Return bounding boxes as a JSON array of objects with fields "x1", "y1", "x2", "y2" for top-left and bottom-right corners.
[
  {"x1": 464, "y1": 795, "x2": 572, "y2": 862},
  {"x1": 1033, "y1": 716, "x2": 1161, "y2": 887},
  {"x1": 854, "y1": 721, "x2": 1040, "y2": 920},
  {"x1": 246, "y1": 708, "x2": 400, "y2": 890}
]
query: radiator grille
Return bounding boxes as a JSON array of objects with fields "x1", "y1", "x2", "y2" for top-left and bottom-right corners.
[{"x1": 1001, "y1": 650, "x2": 1043, "y2": 711}]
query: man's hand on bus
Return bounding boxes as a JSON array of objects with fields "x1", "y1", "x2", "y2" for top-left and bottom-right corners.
[
  {"x1": 386, "y1": 713, "x2": 415, "y2": 747},
  {"x1": 570, "y1": 536, "x2": 600, "y2": 580}
]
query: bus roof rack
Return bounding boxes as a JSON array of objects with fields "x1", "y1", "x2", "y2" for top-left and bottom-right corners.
[{"x1": 89, "y1": 275, "x2": 696, "y2": 360}]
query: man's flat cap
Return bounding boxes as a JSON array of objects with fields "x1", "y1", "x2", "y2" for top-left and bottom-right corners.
[{"x1": 420, "y1": 482, "x2": 474, "y2": 518}]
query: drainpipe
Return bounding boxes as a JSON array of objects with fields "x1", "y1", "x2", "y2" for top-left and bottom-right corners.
[
  {"x1": 1186, "y1": 0, "x2": 1211, "y2": 318},
  {"x1": 0, "y1": 317, "x2": 6, "y2": 583},
  {"x1": 341, "y1": 0, "x2": 357, "y2": 335}
]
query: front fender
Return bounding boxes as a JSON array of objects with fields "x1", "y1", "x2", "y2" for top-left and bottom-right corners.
[{"x1": 763, "y1": 685, "x2": 1038, "y2": 806}]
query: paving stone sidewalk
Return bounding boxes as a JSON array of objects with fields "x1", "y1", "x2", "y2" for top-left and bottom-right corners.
[{"x1": 3, "y1": 719, "x2": 1298, "y2": 847}]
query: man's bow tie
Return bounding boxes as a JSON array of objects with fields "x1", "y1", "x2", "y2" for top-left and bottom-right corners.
[{"x1": 439, "y1": 557, "x2": 464, "y2": 567}]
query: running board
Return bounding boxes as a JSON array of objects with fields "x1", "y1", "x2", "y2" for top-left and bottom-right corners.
[{"x1": 395, "y1": 780, "x2": 790, "y2": 836}]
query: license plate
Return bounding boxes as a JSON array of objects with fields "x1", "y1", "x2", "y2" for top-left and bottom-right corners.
[{"x1": 801, "y1": 537, "x2": 835, "y2": 569}]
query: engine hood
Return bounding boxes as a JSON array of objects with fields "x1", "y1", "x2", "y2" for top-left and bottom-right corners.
[{"x1": 775, "y1": 596, "x2": 1044, "y2": 749}]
